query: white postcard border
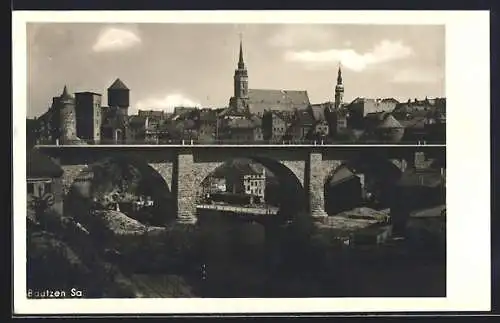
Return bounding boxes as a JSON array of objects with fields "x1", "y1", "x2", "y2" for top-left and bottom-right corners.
[{"x1": 12, "y1": 10, "x2": 491, "y2": 314}]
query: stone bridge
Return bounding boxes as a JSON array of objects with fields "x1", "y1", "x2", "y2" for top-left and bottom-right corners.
[{"x1": 34, "y1": 144, "x2": 445, "y2": 224}]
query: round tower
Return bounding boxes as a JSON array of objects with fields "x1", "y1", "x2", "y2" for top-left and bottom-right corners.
[
  {"x1": 58, "y1": 85, "x2": 76, "y2": 143},
  {"x1": 107, "y1": 78, "x2": 130, "y2": 116}
]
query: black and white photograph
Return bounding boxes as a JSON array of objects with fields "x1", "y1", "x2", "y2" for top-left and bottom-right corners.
[{"x1": 13, "y1": 11, "x2": 490, "y2": 315}]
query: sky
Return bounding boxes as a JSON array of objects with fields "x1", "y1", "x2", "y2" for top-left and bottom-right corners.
[{"x1": 26, "y1": 23, "x2": 445, "y2": 118}]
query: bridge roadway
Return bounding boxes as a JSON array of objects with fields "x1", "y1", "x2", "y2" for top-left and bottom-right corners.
[
  {"x1": 35, "y1": 143, "x2": 446, "y2": 225},
  {"x1": 37, "y1": 138, "x2": 441, "y2": 146},
  {"x1": 196, "y1": 204, "x2": 279, "y2": 216}
]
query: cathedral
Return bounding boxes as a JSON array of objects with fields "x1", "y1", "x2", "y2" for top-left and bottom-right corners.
[
  {"x1": 225, "y1": 38, "x2": 311, "y2": 118},
  {"x1": 225, "y1": 37, "x2": 345, "y2": 119}
]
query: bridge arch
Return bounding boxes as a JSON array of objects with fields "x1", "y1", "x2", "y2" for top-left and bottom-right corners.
[
  {"x1": 194, "y1": 156, "x2": 309, "y2": 223},
  {"x1": 324, "y1": 157, "x2": 403, "y2": 215},
  {"x1": 64, "y1": 154, "x2": 174, "y2": 226}
]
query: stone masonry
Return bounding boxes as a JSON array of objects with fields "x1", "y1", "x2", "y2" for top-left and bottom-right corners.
[
  {"x1": 176, "y1": 151, "x2": 223, "y2": 224},
  {"x1": 45, "y1": 146, "x2": 423, "y2": 225},
  {"x1": 149, "y1": 162, "x2": 174, "y2": 191},
  {"x1": 308, "y1": 152, "x2": 329, "y2": 220}
]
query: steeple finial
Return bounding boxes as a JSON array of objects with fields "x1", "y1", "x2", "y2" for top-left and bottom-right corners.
[{"x1": 238, "y1": 33, "x2": 245, "y2": 69}]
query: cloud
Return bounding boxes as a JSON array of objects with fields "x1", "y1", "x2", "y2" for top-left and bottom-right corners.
[
  {"x1": 391, "y1": 67, "x2": 444, "y2": 84},
  {"x1": 268, "y1": 25, "x2": 334, "y2": 48},
  {"x1": 284, "y1": 40, "x2": 414, "y2": 72},
  {"x1": 134, "y1": 93, "x2": 202, "y2": 114},
  {"x1": 92, "y1": 27, "x2": 141, "y2": 52}
]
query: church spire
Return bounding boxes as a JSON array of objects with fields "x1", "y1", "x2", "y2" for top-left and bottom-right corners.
[
  {"x1": 238, "y1": 33, "x2": 245, "y2": 69},
  {"x1": 337, "y1": 63, "x2": 343, "y2": 85},
  {"x1": 334, "y1": 62, "x2": 344, "y2": 109}
]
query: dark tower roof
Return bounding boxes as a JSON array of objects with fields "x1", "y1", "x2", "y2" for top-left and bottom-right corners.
[
  {"x1": 337, "y1": 64, "x2": 343, "y2": 85},
  {"x1": 108, "y1": 78, "x2": 129, "y2": 91},
  {"x1": 60, "y1": 85, "x2": 73, "y2": 100},
  {"x1": 238, "y1": 36, "x2": 245, "y2": 70}
]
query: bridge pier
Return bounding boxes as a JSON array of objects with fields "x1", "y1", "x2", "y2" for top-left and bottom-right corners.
[
  {"x1": 307, "y1": 152, "x2": 328, "y2": 221},
  {"x1": 176, "y1": 151, "x2": 198, "y2": 224}
]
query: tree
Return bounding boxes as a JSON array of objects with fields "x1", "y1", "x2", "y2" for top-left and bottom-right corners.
[{"x1": 29, "y1": 193, "x2": 55, "y2": 226}]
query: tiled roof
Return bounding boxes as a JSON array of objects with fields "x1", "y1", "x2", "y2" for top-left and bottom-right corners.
[
  {"x1": 270, "y1": 110, "x2": 296, "y2": 124},
  {"x1": 363, "y1": 112, "x2": 402, "y2": 129},
  {"x1": 27, "y1": 149, "x2": 63, "y2": 178},
  {"x1": 310, "y1": 103, "x2": 329, "y2": 121},
  {"x1": 173, "y1": 106, "x2": 197, "y2": 116},
  {"x1": 108, "y1": 78, "x2": 129, "y2": 90},
  {"x1": 350, "y1": 97, "x2": 373, "y2": 104},
  {"x1": 295, "y1": 109, "x2": 315, "y2": 126},
  {"x1": 376, "y1": 114, "x2": 403, "y2": 129},
  {"x1": 247, "y1": 89, "x2": 310, "y2": 115},
  {"x1": 399, "y1": 116, "x2": 427, "y2": 129},
  {"x1": 381, "y1": 98, "x2": 400, "y2": 103},
  {"x1": 219, "y1": 108, "x2": 249, "y2": 118},
  {"x1": 199, "y1": 109, "x2": 217, "y2": 122},
  {"x1": 211, "y1": 158, "x2": 264, "y2": 178},
  {"x1": 350, "y1": 97, "x2": 400, "y2": 106},
  {"x1": 138, "y1": 110, "x2": 165, "y2": 118}
]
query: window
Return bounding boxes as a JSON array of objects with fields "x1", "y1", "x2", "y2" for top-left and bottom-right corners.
[
  {"x1": 37, "y1": 184, "x2": 44, "y2": 197},
  {"x1": 44, "y1": 182, "x2": 52, "y2": 193},
  {"x1": 27, "y1": 183, "x2": 34, "y2": 194}
]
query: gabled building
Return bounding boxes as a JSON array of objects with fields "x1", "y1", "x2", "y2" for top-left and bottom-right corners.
[
  {"x1": 284, "y1": 109, "x2": 315, "y2": 141},
  {"x1": 362, "y1": 112, "x2": 404, "y2": 143},
  {"x1": 346, "y1": 97, "x2": 399, "y2": 129},
  {"x1": 218, "y1": 117, "x2": 262, "y2": 142},
  {"x1": 138, "y1": 110, "x2": 168, "y2": 120},
  {"x1": 262, "y1": 110, "x2": 290, "y2": 142},
  {"x1": 215, "y1": 160, "x2": 266, "y2": 199}
]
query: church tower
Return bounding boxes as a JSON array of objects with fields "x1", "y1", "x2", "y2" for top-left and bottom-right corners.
[
  {"x1": 334, "y1": 64, "x2": 344, "y2": 109},
  {"x1": 229, "y1": 36, "x2": 249, "y2": 113},
  {"x1": 234, "y1": 37, "x2": 248, "y2": 99}
]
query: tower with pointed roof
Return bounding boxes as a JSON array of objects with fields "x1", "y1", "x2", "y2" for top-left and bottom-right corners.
[
  {"x1": 107, "y1": 78, "x2": 130, "y2": 116},
  {"x1": 334, "y1": 64, "x2": 344, "y2": 109},
  {"x1": 229, "y1": 36, "x2": 250, "y2": 113},
  {"x1": 55, "y1": 85, "x2": 77, "y2": 143}
]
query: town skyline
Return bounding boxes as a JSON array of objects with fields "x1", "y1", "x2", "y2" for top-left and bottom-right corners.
[{"x1": 27, "y1": 23, "x2": 445, "y2": 118}]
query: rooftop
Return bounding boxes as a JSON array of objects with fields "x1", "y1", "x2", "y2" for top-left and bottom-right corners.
[
  {"x1": 247, "y1": 89, "x2": 310, "y2": 115},
  {"x1": 108, "y1": 78, "x2": 129, "y2": 91},
  {"x1": 75, "y1": 91, "x2": 102, "y2": 96}
]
